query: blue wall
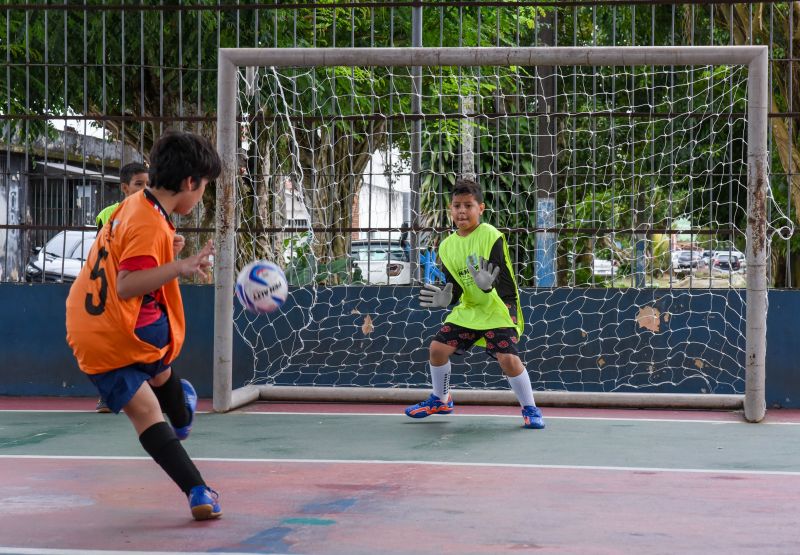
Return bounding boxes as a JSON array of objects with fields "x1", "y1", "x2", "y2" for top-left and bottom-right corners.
[
  {"x1": 0, "y1": 284, "x2": 252, "y2": 398},
  {"x1": 1, "y1": 284, "x2": 798, "y2": 407}
]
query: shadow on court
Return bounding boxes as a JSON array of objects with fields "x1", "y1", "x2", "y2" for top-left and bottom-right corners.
[{"x1": 2, "y1": 399, "x2": 800, "y2": 554}]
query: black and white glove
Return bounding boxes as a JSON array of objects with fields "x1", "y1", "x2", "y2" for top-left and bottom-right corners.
[
  {"x1": 467, "y1": 255, "x2": 499, "y2": 292},
  {"x1": 418, "y1": 283, "x2": 453, "y2": 308}
]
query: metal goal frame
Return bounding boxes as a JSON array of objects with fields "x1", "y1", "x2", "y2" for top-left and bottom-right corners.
[{"x1": 213, "y1": 46, "x2": 769, "y2": 422}]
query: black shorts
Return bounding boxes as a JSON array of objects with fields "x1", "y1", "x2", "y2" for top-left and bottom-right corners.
[{"x1": 433, "y1": 305, "x2": 520, "y2": 356}]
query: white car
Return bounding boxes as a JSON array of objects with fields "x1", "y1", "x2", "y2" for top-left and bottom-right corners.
[
  {"x1": 26, "y1": 230, "x2": 96, "y2": 282},
  {"x1": 351, "y1": 240, "x2": 411, "y2": 285}
]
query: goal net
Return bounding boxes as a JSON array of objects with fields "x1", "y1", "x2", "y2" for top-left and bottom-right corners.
[{"x1": 214, "y1": 47, "x2": 777, "y2": 421}]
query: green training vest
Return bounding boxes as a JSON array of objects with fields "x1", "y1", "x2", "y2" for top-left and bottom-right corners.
[
  {"x1": 438, "y1": 223, "x2": 524, "y2": 336},
  {"x1": 95, "y1": 202, "x2": 119, "y2": 227}
]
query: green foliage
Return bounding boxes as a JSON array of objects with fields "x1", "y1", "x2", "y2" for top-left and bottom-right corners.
[
  {"x1": 3, "y1": 3, "x2": 794, "y2": 286},
  {"x1": 285, "y1": 253, "x2": 362, "y2": 287},
  {"x1": 282, "y1": 231, "x2": 362, "y2": 286}
]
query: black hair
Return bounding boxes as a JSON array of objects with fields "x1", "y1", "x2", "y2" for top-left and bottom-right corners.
[
  {"x1": 452, "y1": 177, "x2": 483, "y2": 204},
  {"x1": 119, "y1": 162, "x2": 148, "y2": 185},
  {"x1": 148, "y1": 131, "x2": 222, "y2": 193}
]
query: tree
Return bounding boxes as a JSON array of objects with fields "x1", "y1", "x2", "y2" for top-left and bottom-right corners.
[
  {"x1": 1, "y1": 3, "x2": 538, "y2": 282},
  {"x1": 711, "y1": 3, "x2": 800, "y2": 286}
]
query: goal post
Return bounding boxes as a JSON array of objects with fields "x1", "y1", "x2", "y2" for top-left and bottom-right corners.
[{"x1": 214, "y1": 46, "x2": 769, "y2": 421}]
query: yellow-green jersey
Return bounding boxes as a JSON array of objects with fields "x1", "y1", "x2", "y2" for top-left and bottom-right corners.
[
  {"x1": 95, "y1": 202, "x2": 120, "y2": 228},
  {"x1": 438, "y1": 223, "x2": 523, "y2": 337}
]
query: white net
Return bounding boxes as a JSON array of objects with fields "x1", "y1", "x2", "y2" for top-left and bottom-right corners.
[{"x1": 230, "y1": 60, "x2": 786, "y2": 395}]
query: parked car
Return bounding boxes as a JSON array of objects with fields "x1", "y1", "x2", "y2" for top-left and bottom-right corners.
[
  {"x1": 702, "y1": 247, "x2": 747, "y2": 269},
  {"x1": 351, "y1": 239, "x2": 411, "y2": 285},
  {"x1": 671, "y1": 250, "x2": 688, "y2": 268},
  {"x1": 677, "y1": 250, "x2": 706, "y2": 269},
  {"x1": 26, "y1": 230, "x2": 96, "y2": 282},
  {"x1": 716, "y1": 248, "x2": 746, "y2": 269},
  {"x1": 711, "y1": 253, "x2": 742, "y2": 272}
]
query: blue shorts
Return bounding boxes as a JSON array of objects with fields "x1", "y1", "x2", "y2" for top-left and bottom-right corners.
[{"x1": 87, "y1": 314, "x2": 171, "y2": 414}]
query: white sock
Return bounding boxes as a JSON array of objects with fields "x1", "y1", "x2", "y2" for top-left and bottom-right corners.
[
  {"x1": 430, "y1": 361, "x2": 451, "y2": 400},
  {"x1": 508, "y1": 371, "x2": 536, "y2": 408}
]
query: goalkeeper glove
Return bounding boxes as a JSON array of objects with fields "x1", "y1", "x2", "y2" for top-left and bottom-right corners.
[
  {"x1": 419, "y1": 282, "x2": 453, "y2": 308},
  {"x1": 467, "y1": 255, "x2": 500, "y2": 292}
]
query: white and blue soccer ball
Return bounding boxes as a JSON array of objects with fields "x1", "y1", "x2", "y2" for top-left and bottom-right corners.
[{"x1": 235, "y1": 260, "x2": 288, "y2": 314}]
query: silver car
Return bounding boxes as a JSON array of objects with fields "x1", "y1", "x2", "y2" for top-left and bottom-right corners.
[{"x1": 26, "y1": 230, "x2": 96, "y2": 282}]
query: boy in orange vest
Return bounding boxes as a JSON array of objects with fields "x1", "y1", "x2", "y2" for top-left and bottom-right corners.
[{"x1": 66, "y1": 131, "x2": 222, "y2": 520}]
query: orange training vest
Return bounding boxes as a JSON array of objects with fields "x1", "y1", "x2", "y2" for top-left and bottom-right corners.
[{"x1": 65, "y1": 191, "x2": 185, "y2": 374}]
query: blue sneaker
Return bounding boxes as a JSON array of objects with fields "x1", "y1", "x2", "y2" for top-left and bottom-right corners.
[
  {"x1": 188, "y1": 485, "x2": 222, "y2": 521},
  {"x1": 174, "y1": 379, "x2": 197, "y2": 441},
  {"x1": 522, "y1": 405, "x2": 545, "y2": 429},
  {"x1": 405, "y1": 394, "x2": 454, "y2": 419}
]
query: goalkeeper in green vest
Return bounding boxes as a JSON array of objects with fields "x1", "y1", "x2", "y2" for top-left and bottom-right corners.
[
  {"x1": 405, "y1": 178, "x2": 544, "y2": 429},
  {"x1": 93, "y1": 161, "x2": 149, "y2": 413}
]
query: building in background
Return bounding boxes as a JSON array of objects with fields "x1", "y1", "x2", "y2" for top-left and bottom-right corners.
[
  {"x1": 354, "y1": 148, "x2": 410, "y2": 240},
  {"x1": 0, "y1": 128, "x2": 141, "y2": 281}
]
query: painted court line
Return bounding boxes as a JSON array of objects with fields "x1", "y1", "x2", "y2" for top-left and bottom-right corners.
[
  {"x1": 3, "y1": 454, "x2": 800, "y2": 477},
  {"x1": 0, "y1": 551, "x2": 257, "y2": 555},
  {"x1": 4, "y1": 407, "x2": 798, "y2": 424},
  {"x1": 235, "y1": 410, "x2": 783, "y2": 425}
]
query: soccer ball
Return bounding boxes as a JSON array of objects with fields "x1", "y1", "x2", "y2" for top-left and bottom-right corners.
[{"x1": 235, "y1": 260, "x2": 289, "y2": 314}]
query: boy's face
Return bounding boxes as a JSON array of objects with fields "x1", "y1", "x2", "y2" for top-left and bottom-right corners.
[
  {"x1": 173, "y1": 176, "x2": 209, "y2": 216},
  {"x1": 121, "y1": 172, "x2": 149, "y2": 197},
  {"x1": 450, "y1": 193, "x2": 484, "y2": 234}
]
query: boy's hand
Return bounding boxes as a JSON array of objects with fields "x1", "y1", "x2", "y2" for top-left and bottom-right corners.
[
  {"x1": 178, "y1": 239, "x2": 214, "y2": 281},
  {"x1": 467, "y1": 255, "x2": 499, "y2": 292},
  {"x1": 173, "y1": 234, "x2": 186, "y2": 255},
  {"x1": 419, "y1": 282, "x2": 453, "y2": 308}
]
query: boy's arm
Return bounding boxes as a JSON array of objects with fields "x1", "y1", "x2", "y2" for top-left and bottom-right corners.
[
  {"x1": 117, "y1": 240, "x2": 214, "y2": 300},
  {"x1": 441, "y1": 265, "x2": 463, "y2": 305},
  {"x1": 488, "y1": 237, "x2": 517, "y2": 303}
]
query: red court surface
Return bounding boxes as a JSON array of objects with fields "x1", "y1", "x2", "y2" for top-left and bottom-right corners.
[
  {"x1": 3, "y1": 397, "x2": 800, "y2": 554},
  {"x1": 2, "y1": 457, "x2": 800, "y2": 555}
]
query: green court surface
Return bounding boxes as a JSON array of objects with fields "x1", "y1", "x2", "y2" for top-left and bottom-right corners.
[{"x1": 4, "y1": 410, "x2": 800, "y2": 472}]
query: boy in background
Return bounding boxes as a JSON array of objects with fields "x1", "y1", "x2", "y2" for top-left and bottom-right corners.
[{"x1": 96, "y1": 162, "x2": 149, "y2": 231}]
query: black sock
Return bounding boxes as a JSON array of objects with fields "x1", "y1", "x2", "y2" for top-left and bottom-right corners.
[
  {"x1": 139, "y1": 422, "x2": 204, "y2": 495},
  {"x1": 152, "y1": 370, "x2": 190, "y2": 428}
]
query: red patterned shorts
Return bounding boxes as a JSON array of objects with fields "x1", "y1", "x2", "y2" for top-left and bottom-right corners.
[{"x1": 433, "y1": 305, "x2": 519, "y2": 356}]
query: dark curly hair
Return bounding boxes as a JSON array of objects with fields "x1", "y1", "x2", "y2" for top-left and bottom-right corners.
[
  {"x1": 148, "y1": 131, "x2": 221, "y2": 193},
  {"x1": 452, "y1": 177, "x2": 483, "y2": 204}
]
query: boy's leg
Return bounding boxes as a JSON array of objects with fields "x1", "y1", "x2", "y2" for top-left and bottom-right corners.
[
  {"x1": 496, "y1": 354, "x2": 536, "y2": 406},
  {"x1": 124, "y1": 381, "x2": 203, "y2": 491},
  {"x1": 149, "y1": 367, "x2": 191, "y2": 429},
  {"x1": 405, "y1": 340, "x2": 459, "y2": 418},
  {"x1": 429, "y1": 340, "x2": 455, "y2": 401},
  {"x1": 124, "y1": 382, "x2": 221, "y2": 519},
  {"x1": 497, "y1": 352, "x2": 545, "y2": 429}
]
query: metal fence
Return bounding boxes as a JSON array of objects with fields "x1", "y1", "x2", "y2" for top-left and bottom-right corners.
[{"x1": 1, "y1": 1, "x2": 797, "y2": 286}]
